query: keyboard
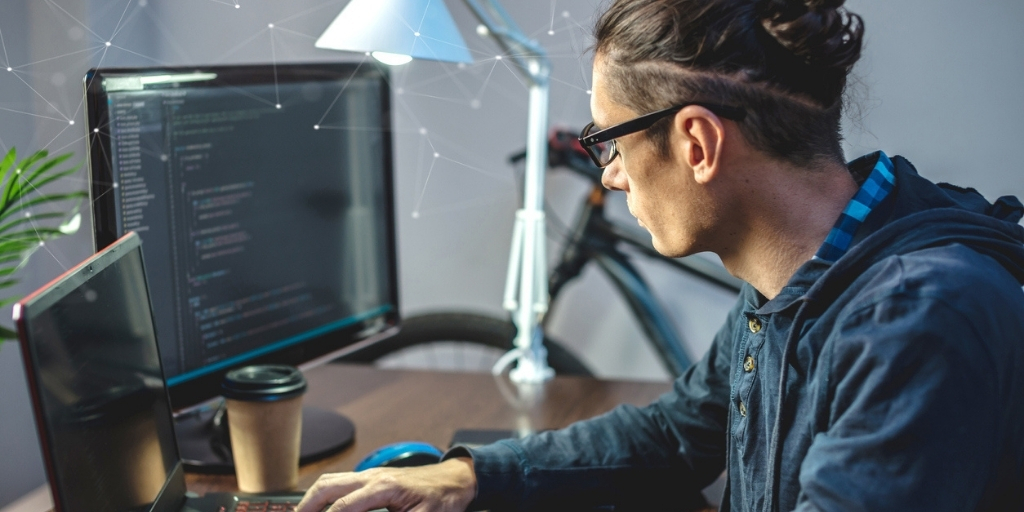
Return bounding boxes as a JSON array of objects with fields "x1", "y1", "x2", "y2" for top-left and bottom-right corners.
[{"x1": 226, "y1": 500, "x2": 297, "y2": 512}]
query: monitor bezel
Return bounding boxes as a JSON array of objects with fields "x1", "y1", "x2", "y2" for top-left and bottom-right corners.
[{"x1": 84, "y1": 62, "x2": 401, "y2": 412}]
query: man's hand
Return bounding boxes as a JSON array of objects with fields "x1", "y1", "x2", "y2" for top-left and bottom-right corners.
[{"x1": 296, "y1": 457, "x2": 477, "y2": 512}]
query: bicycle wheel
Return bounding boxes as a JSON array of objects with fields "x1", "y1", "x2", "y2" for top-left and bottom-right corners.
[{"x1": 336, "y1": 312, "x2": 593, "y2": 376}]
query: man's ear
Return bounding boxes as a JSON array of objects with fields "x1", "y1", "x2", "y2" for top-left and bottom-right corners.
[{"x1": 673, "y1": 105, "x2": 726, "y2": 185}]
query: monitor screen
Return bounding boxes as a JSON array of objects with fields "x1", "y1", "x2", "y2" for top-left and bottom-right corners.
[
  {"x1": 14, "y1": 234, "x2": 179, "y2": 512},
  {"x1": 85, "y1": 63, "x2": 399, "y2": 411}
]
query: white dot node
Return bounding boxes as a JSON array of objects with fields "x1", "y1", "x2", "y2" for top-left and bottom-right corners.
[
  {"x1": 457, "y1": 62, "x2": 466, "y2": 69},
  {"x1": 495, "y1": 55, "x2": 502, "y2": 60},
  {"x1": 562, "y1": 10, "x2": 570, "y2": 17},
  {"x1": 235, "y1": 4, "x2": 240, "y2": 8},
  {"x1": 6, "y1": 67, "x2": 11, "y2": 72},
  {"x1": 112, "y1": 182, "x2": 118, "y2": 188},
  {"x1": 105, "y1": 41, "x2": 111, "y2": 47},
  {"x1": 38, "y1": 241, "x2": 45, "y2": 247},
  {"x1": 314, "y1": 125, "x2": 320, "y2": 130},
  {"x1": 414, "y1": 32, "x2": 420, "y2": 37},
  {"x1": 419, "y1": 127, "x2": 427, "y2": 135},
  {"x1": 15, "y1": 169, "x2": 21, "y2": 174},
  {"x1": 275, "y1": 104, "x2": 282, "y2": 109},
  {"x1": 412, "y1": 211, "x2": 420, "y2": 219},
  {"x1": 365, "y1": 52, "x2": 371, "y2": 56},
  {"x1": 24, "y1": 212, "x2": 30, "y2": 218},
  {"x1": 476, "y1": 25, "x2": 489, "y2": 36},
  {"x1": 548, "y1": 30, "x2": 555, "y2": 36},
  {"x1": 94, "y1": 128, "x2": 99, "y2": 133},
  {"x1": 470, "y1": 99, "x2": 481, "y2": 109},
  {"x1": 433, "y1": 152, "x2": 439, "y2": 158},
  {"x1": 69, "y1": 120, "x2": 75, "y2": 125},
  {"x1": 586, "y1": 89, "x2": 592, "y2": 95},
  {"x1": 160, "y1": 154, "x2": 168, "y2": 162},
  {"x1": 268, "y1": 23, "x2": 274, "y2": 28}
]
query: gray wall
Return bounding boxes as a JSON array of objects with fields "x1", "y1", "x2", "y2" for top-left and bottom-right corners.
[{"x1": 1, "y1": 0, "x2": 1022, "y2": 507}]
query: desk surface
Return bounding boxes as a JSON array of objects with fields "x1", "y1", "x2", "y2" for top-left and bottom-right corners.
[{"x1": 185, "y1": 363, "x2": 672, "y2": 494}]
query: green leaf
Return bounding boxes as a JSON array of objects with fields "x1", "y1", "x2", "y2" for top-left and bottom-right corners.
[
  {"x1": 0, "y1": 173, "x2": 22, "y2": 217},
  {"x1": 22, "y1": 162, "x2": 81, "y2": 197},
  {"x1": 1, "y1": 150, "x2": 64, "y2": 217},
  {"x1": 24, "y1": 151, "x2": 73, "y2": 185},
  {"x1": 0, "y1": 151, "x2": 82, "y2": 225},
  {"x1": 3, "y1": 150, "x2": 48, "y2": 206},
  {"x1": 0, "y1": 211, "x2": 66, "y2": 236},
  {"x1": 0, "y1": 192, "x2": 86, "y2": 225},
  {"x1": 14, "y1": 150, "x2": 49, "y2": 177},
  {"x1": 0, "y1": 148, "x2": 16, "y2": 176},
  {"x1": 0, "y1": 148, "x2": 85, "y2": 329},
  {"x1": 0, "y1": 325, "x2": 16, "y2": 342},
  {"x1": 0, "y1": 254, "x2": 28, "y2": 270},
  {"x1": 1, "y1": 227, "x2": 66, "y2": 242},
  {"x1": 0, "y1": 241, "x2": 33, "y2": 256},
  {"x1": 0, "y1": 258, "x2": 21, "y2": 268}
]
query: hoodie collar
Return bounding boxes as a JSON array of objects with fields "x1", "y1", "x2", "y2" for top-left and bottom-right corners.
[
  {"x1": 754, "y1": 153, "x2": 1024, "y2": 316},
  {"x1": 803, "y1": 154, "x2": 1024, "y2": 312}
]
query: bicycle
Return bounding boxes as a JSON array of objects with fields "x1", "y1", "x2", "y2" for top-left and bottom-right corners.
[{"x1": 337, "y1": 128, "x2": 743, "y2": 379}]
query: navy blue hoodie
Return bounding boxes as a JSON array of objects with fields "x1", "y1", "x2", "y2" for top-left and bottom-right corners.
[{"x1": 454, "y1": 153, "x2": 1024, "y2": 511}]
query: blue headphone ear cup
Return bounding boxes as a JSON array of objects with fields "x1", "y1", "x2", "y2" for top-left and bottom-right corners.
[{"x1": 354, "y1": 441, "x2": 443, "y2": 472}]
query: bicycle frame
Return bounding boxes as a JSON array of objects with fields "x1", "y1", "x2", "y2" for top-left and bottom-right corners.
[{"x1": 545, "y1": 185, "x2": 743, "y2": 378}]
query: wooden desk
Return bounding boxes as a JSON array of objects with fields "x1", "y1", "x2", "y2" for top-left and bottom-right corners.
[{"x1": 186, "y1": 363, "x2": 672, "y2": 494}]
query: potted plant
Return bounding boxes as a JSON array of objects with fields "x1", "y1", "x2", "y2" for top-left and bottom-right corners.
[{"x1": 0, "y1": 147, "x2": 87, "y2": 345}]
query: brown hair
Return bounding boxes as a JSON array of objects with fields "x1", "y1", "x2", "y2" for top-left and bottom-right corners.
[{"x1": 594, "y1": 0, "x2": 864, "y2": 166}]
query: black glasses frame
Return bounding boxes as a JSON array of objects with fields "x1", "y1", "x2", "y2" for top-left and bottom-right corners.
[{"x1": 578, "y1": 102, "x2": 747, "y2": 168}]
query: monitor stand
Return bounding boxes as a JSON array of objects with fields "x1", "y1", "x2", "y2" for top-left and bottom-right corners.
[{"x1": 175, "y1": 404, "x2": 355, "y2": 473}]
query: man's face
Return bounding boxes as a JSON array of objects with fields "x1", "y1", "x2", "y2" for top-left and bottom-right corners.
[{"x1": 591, "y1": 58, "x2": 708, "y2": 257}]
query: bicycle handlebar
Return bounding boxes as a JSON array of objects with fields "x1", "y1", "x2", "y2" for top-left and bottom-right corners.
[{"x1": 509, "y1": 127, "x2": 605, "y2": 184}]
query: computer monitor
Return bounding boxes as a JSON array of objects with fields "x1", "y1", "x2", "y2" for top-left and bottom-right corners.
[{"x1": 84, "y1": 62, "x2": 399, "y2": 471}]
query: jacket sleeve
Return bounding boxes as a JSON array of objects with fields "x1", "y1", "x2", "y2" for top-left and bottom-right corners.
[
  {"x1": 793, "y1": 293, "x2": 1010, "y2": 512},
  {"x1": 445, "y1": 296, "x2": 746, "y2": 511}
]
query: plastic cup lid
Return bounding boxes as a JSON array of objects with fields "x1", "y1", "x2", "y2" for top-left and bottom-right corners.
[{"x1": 221, "y1": 365, "x2": 307, "y2": 402}]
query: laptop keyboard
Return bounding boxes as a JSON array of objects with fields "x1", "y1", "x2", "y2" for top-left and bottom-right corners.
[{"x1": 228, "y1": 500, "x2": 297, "y2": 512}]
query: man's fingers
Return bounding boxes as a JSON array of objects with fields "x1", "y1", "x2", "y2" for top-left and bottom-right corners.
[
  {"x1": 296, "y1": 472, "x2": 368, "y2": 512},
  {"x1": 325, "y1": 484, "x2": 396, "y2": 512},
  {"x1": 296, "y1": 464, "x2": 473, "y2": 512}
]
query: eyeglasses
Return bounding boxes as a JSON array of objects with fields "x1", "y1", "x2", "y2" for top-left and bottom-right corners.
[{"x1": 578, "y1": 102, "x2": 747, "y2": 168}]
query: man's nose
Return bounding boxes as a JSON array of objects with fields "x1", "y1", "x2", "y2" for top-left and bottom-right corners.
[{"x1": 601, "y1": 160, "x2": 626, "y2": 191}]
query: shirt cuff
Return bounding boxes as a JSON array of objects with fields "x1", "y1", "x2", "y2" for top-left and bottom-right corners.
[{"x1": 442, "y1": 440, "x2": 526, "y2": 511}]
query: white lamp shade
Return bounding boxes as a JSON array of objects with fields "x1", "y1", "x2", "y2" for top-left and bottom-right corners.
[{"x1": 316, "y1": 0, "x2": 473, "y2": 64}]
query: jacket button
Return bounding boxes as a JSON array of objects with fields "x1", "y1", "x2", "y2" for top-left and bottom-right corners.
[
  {"x1": 748, "y1": 317, "x2": 762, "y2": 333},
  {"x1": 743, "y1": 355, "x2": 755, "y2": 372},
  {"x1": 739, "y1": 401, "x2": 747, "y2": 417}
]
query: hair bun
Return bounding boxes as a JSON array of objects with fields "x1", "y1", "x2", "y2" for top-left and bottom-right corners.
[{"x1": 758, "y1": 0, "x2": 864, "y2": 70}]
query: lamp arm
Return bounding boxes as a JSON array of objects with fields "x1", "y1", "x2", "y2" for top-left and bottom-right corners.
[
  {"x1": 462, "y1": 0, "x2": 554, "y2": 382},
  {"x1": 463, "y1": 0, "x2": 550, "y2": 86}
]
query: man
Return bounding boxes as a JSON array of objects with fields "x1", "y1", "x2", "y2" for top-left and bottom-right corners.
[{"x1": 298, "y1": 0, "x2": 1024, "y2": 510}]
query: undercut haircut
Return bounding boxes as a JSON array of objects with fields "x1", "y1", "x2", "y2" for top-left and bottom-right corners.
[{"x1": 595, "y1": 0, "x2": 864, "y2": 167}]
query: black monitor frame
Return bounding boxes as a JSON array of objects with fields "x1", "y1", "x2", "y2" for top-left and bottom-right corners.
[{"x1": 84, "y1": 62, "x2": 401, "y2": 414}]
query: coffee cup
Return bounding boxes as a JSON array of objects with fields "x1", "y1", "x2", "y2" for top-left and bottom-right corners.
[{"x1": 222, "y1": 365, "x2": 307, "y2": 493}]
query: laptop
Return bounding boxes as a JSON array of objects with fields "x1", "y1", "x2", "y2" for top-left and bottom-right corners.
[{"x1": 14, "y1": 232, "x2": 305, "y2": 512}]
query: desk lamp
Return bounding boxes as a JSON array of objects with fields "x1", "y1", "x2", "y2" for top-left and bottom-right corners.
[{"x1": 317, "y1": 0, "x2": 554, "y2": 383}]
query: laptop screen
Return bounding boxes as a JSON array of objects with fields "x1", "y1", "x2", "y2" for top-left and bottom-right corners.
[{"x1": 15, "y1": 233, "x2": 179, "y2": 512}]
